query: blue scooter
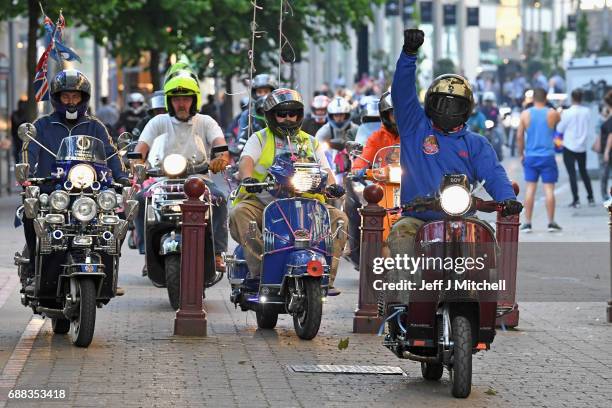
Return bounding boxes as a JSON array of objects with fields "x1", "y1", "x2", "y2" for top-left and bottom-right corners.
[{"x1": 225, "y1": 154, "x2": 343, "y2": 339}]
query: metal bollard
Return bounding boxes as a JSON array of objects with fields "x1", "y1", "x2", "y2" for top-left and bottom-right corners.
[
  {"x1": 174, "y1": 176, "x2": 207, "y2": 336},
  {"x1": 353, "y1": 184, "x2": 386, "y2": 333}
]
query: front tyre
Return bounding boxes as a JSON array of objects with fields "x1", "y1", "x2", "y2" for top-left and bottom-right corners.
[
  {"x1": 52, "y1": 318, "x2": 70, "y2": 334},
  {"x1": 293, "y1": 279, "x2": 322, "y2": 340},
  {"x1": 421, "y1": 362, "x2": 444, "y2": 380},
  {"x1": 451, "y1": 315, "x2": 472, "y2": 398},
  {"x1": 70, "y1": 279, "x2": 97, "y2": 347},
  {"x1": 256, "y1": 305, "x2": 278, "y2": 329},
  {"x1": 165, "y1": 255, "x2": 181, "y2": 310}
]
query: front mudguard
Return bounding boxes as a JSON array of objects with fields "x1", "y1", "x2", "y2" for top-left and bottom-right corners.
[
  {"x1": 160, "y1": 232, "x2": 181, "y2": 255},
  {"x1": 59, "y1": 252, "x2": 108, "y2": 300}
]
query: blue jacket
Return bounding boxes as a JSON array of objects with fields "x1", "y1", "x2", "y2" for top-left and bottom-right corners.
[
  {"x1": 391, "y1": 53, "x2": 515, "y2": 221},
  {"x1": 22, "y1": 112, "x2": 126, "y2": 180},
  {"x1": 238, "y1": 109, "x2": 265, "y2": 141}
]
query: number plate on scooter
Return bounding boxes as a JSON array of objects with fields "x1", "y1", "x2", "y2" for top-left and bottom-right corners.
[{"x1": 289, "y1": 365, "x2": 405, "y2": 375}]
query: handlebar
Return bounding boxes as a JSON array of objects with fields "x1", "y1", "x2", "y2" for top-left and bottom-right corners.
[
  {"x1": 401, "y1": 197, "x2": 505, "y2": 214},
  {"x1": 145, "y1": 163, "x2": 210, "y2": 178}
]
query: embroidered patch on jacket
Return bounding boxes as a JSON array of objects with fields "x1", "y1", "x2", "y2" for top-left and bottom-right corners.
[
  {"x1": 458, "y1": 150, "x2": 469, "y2": 158},
  {"x1": 422, "y1": 135, "x2": 439, "y2": 155}
]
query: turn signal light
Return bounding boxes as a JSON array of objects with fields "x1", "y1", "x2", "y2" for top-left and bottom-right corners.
[
  {"x1": 413, "y1": 340, "x2": 425, "y2": 347},
  {"x1": 476, "y1": 342, "x2": 488, "y2": 350},
  {"x1": 306, "y1": 260, "x2": 323, "y2": 277}
]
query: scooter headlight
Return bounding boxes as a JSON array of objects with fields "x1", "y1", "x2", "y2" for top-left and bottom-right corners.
[
  {"x1": 97, "y1": 190, "x2": 117, "y2": 211},
  {"x1": 440, "y1": 185, "x2": 471, "y2": 216},
  {"x1": 388, "y1": 166, "x2": 402, "y2": 184},
  {"x1": 291, "y1": 169, "x2": 322, "y2": 193},
  {"x1": 162, "y1": 154, "x2": 187, "y2": 176},
  {"x1": 72, "y1": 197, "x2": 97, "y2": 222},
  {"x1": 68, "y1": 164, "x2": 96, "y2": 189},
  {"x1": 49, "y1": 190, "x2": 70, "y2": 211}
]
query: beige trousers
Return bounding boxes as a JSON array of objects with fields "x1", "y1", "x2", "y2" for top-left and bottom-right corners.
[{"x1": 229, "y1": 198, "x2": 348, "y2": 286}]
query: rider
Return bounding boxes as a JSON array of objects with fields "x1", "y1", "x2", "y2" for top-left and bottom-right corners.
[
  {"x1": 132, "y1": 90, "x2": 167, "y2": 137},
  {"x1": 315, "y1": 96, "x2": 359, "y2": 143},
  {"x1": 481, "y1": 91, "x2": 500, "y2": 124},
  {"x1": 133, "y1": 68, "x2": 230, "y2": 271},
  {"x1": 237, "y1": 74, "x2": 277, "y2": 142},
  {"x1": 301, "y1": 94, "x2": 330, "y2": 135},
  {"x1": 117, "y1": 92, "x2": 147, "y2": 134},
  {"x1": 466, "y1": 104, "x2": 487, "y2": 135},
  {"x1": 229, "y1": 88, "x2": 348, "y2": 296},
  {"x1": 352, "y1": 91, "x2": 399, "y2": 173},
  {"x1": 21, "y1": 69, "x2": 128, "y2": 290},
  {"x1": 386, "y1": 29, "x2": 522, "y2": 305}
]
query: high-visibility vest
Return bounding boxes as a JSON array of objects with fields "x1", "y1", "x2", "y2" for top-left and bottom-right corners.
[{"x1": 232, "y1": 127, "x2": 324, "y2": 206}]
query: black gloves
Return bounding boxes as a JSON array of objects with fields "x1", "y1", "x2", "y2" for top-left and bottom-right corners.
[
  {"x1": 242, "y1": 177, "x2": 263, "y2": 193},
  {"x1": 403, "y1": 29, "x2": 425, "y2": 55},
  {"x1": 501, "y1": 199, "x2": 523, "y2": 217},
  {"x1": 326, "y1": 183, "x2": 345, "y2": 199},
  {"x1": 117, "y1": 177, "x2": 132, "y2": 187}
]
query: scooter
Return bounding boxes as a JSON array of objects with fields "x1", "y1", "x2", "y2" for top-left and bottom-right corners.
[
  {"x1": 380, "y1": 174, "x2": 520, "y2": 398},
  {"x1": 224, "y1": 154, "x2": 344, "y2": 340}
]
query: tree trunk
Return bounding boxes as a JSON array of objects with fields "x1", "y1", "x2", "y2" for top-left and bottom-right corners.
[
  {"x1": 26, "y1": 0, "x2": 39, "y2": 121},
  {"x1": 223, "y1": 74, "x2": 233, "y2": 126},
  {"x1": 149, "y1": 48, "x2": 161, "y2": 90}
]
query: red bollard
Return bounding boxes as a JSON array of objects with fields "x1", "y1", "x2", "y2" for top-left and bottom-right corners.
[
  {"x1": 495, "y1": 212, "x2": 520, "y2": 328},
  {"x1": 353, "y1": 184, "x2": 386, "y2": 333},
  {"x1": 174, "y1": 177, "x2": 207, "y2": 336}
]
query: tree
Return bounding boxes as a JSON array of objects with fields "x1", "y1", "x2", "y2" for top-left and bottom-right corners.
[
  {"x1": 576, "y1": 12, "x2": 589, "y2": 57},
  {"x1": 434, "y1": 58, "x2": 456, "y2": 77}
]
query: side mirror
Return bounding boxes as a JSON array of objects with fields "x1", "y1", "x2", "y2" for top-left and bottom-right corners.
[
  {"x1": 17, "y1": 123, "x2": 36, "y2": 142},
  {"x1": 134, "y1": 163, "x2": 147, "y2": 183},
  {"x1": 117, "y1": 132, "x2": 132, "y2": 150},
  {"x1": 15, "y1": 163, "x2": 30, "y2": 184}
]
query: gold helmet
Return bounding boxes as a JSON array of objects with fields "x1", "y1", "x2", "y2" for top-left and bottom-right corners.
[{"x1": 424, "y1": 74, "x2": 474, "y2": 133}]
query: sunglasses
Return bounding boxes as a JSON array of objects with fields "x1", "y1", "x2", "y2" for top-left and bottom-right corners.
[{"x1": 275, "y1": 110, "x2": 300, "y2": 118}]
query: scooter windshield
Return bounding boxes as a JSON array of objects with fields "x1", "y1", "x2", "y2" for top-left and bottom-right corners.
[
  {"x1": 355, "y1": 122, "x2": 382, "y2": 146},
  {"x1": 146, "y1": 132, "x2": 207, "y2": 168},
  {"x1": 371, "y1": 145, "x2": 401, "y2": 182},
  {"x1": 56, "y1": 135, "x2": 106, "y2": 165}
]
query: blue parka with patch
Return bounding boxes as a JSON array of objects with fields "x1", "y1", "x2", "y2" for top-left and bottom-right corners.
[
  {"x1": 22, "y1": 112, "x2": 126, "y2": 180},
  {"x1": 391, "y1": 53, "x2": 515, "y2": 221}
]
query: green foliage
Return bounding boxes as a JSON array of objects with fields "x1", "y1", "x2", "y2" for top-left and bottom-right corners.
[
  {"x1": 576, "y1": 13, "x2": 589, "y2": 57},
  {"x1": 434, "y1": 58, "x2": 455, "y2": 77}
]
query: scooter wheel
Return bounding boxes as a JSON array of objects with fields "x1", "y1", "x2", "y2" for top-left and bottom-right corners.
[
  {"x1": 52, "y1": 318, "x2": 70, "y2": 334},
  {"x1": 421, "y1": 362, "x2": 443, "y2": 380},
  {"x1": 451, "y1": 315, "x2": 472, "y2": 398},
  {"x1": 256, "y1": 305, "x2": 278, "y2": 329}
]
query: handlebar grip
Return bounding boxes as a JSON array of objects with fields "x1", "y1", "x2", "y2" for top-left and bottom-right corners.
[{"x1": 189, "y1": 163, "x2": 209, "y2": 174}]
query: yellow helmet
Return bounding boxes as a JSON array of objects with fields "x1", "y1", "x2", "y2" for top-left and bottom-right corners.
[{"x1": 163, "y1": 69, "x2": 201, "y2": 117}]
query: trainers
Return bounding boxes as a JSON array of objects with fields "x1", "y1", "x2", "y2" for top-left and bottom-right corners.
[
  {"x1": 327, "y1": 287, "x2": 341, "y2": 296},
  {"x1": 520, "y1": 223, "x2": 532, "y2": 233},
  {"x1": 547, "y1": 222, "x2": 562, "y2": 232},
  {"x1": 588, "y1": 198, "x2": 596, "y2": 207},
  {"x1": 568, "y1": 201, "x2": 580, "y2": 208}
]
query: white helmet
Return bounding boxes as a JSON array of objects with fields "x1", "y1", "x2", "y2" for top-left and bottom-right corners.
[
  {"x1": 311, "y1": 95, "x2": 330, "y2": 123},
  {"x1": 483, "y1": 91, "x2": 496, "y2": 103},
  {"x1": 148, "y1": 90, "x2": 166, "y2": 113},
  {"x1": 127, "y1": 92, "x2": 146, "y2": 114},
  {"x1": 327, "y1": 97, "x2": 352, "y2": 130}
]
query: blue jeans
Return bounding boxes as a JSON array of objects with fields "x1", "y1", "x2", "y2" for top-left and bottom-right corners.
[{"x1": 135, "y1": 179, "x2": 228, "y2": 255}]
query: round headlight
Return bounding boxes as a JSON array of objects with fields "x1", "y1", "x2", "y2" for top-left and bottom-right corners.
[
  {"x1": 97, "y1": 190, "x2": 117, "y2": 211},
  {"x1": 162, "y1": 154, "x2": 187, "y2": 176},
  {"x1": 39, "y1": 193, "x2": 49, "y2": 207},
  {"x1": 68, "y1": 164, "x2": 96, "y2": 189},
  {"x1": 72, "y1": 197, "x2": 97, "y2": 222},
  {"x1": 49, "y1": 190, "x2": 70, "y2": 211},
  {"x1": 440, "y1": 185, "x2": 471, "y2": 216}
]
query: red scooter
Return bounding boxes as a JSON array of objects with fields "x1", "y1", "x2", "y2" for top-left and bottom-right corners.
[{"x1": 380, "y1": 174, "x2": 520, "y2": 398}]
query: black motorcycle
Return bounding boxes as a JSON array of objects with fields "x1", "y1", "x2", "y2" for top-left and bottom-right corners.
[{"x1": 14, "y1": 124, "x2": 137, "y2": 347}]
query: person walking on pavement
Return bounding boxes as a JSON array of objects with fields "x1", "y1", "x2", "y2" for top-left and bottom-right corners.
[
  {"x1": 517, "y1": 88, "x2": 562, "y2": 232},
  {"x1": 557, "y1": 89, "x2": 595, "y2": 207},
  {"x1": 600, "y1": 91, "x2": 612, "y2": 201}
]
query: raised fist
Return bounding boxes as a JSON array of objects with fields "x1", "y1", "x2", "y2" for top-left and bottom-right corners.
[{"x1": 403, "y1": 29, "x2": 425, "y2": 55}]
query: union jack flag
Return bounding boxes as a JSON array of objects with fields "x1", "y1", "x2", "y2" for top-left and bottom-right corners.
[
  {"x1": 44, "y1": 12, "x2": 81, "y2": 63},
  {"x1": 33, "y1": 43, "x2": 52, "y2": 102}
]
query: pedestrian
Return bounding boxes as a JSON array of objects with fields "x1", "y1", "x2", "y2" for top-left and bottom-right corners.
[
  {"x1": 598, "y1": 91, "x2": 612, "y2": 200},
  {"x1": 10, "y1": 99, "x2": 29, "y2": 164},
  {"x1": 516, "y1": 88, "x2": 562, "y2": 232},
  {"x1": 557, "y1": 89, "x2": 595, "y2": 207}
]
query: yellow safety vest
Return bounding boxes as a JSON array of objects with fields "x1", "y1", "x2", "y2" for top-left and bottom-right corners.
[{"x1": 232, "y1": 127, "x2": 326, "y2": 206}]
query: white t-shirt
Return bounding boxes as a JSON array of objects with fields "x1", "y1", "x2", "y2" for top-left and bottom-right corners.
[
  {"x1": 557, "y1": 105, "x2": 592, "y2": 153},
  {"x1": 139, "y1": 113, "x2": 224, "y2": 165}
]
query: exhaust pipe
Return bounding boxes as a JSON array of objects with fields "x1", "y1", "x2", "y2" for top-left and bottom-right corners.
[{"x1": 401, "y1": 351, "x2": 439, "y2": 363}]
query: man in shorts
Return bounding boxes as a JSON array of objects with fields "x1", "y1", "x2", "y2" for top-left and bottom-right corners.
[{"x1": 516, "y1": 88, "x2": 562, "y2": 232}]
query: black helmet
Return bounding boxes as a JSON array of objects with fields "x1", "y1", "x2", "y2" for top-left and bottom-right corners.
[
  {"x1": 424, "y1": 74, "x2": 474, "y2": 133},
  {"x1": 263, "y1": 88, "x2": 304, "y2": 138},
  {"x1": 379, "y1": 91, "x2": 397, "y2": 135},
  {"x1": 251, "y1": 74, "x2": 278, "y2": 97},
  {"x1": 50, "y1": 69, "x2": 91, "y2": 120}
]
